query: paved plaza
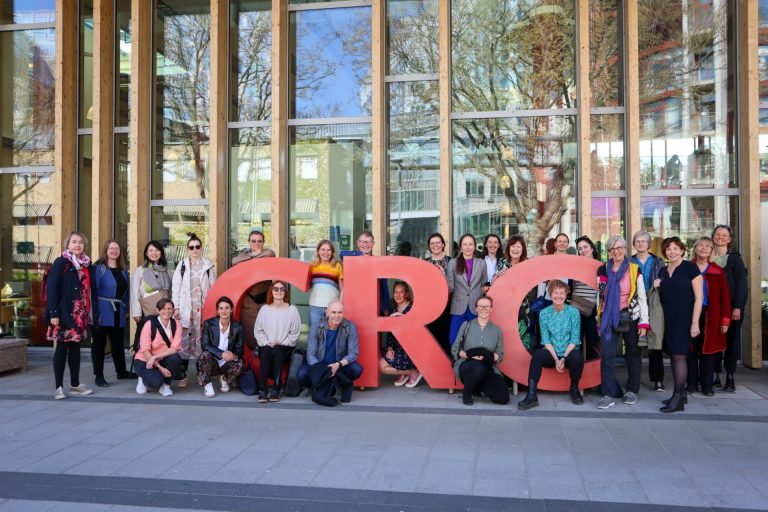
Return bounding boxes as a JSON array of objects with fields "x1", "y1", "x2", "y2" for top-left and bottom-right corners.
[{"x1": 0, "y1": 349, "x2": 767, "y2": 511}]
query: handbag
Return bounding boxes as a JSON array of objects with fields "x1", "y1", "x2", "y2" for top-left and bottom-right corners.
[
  {"x1": 284, "y1": 348, "x2": 306, "y2": 397},
  {"x1": 138, "y1": 290, "x2": 171, "y2": 317},
  {"x1": 569, "y1": 295, "x2": 595, "y2": 316},
  {"x1": 614, "y1": 309, "x2": 631, "y2": 333},
  {"x1": 237, "y1": 367, "x2": 259, "y2": 396}
]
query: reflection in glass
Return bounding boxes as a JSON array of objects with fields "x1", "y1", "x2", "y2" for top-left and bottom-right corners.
[
  {"x1": 0, "y1": 170, "x2": 56, "y2": 346},
  {"x1": 0, "y1": 1, "x2": 56, "y2": 24},
  {"x1": 230, "y1": 0, "x2": 271, "y2": 122},
  {"x1": 388, "y1": 81, "x2": 439, "y2": 258},
  {"x1": 589, "y1": 0, "x2": 623, "y2": 107},
  {"x1": 152, "y1": 1, "x2": 210, "y2": 200},
  {"x1": 452, "y1": 0, "x2": 575, "y2": 112},
  {"x1": 230, "y1": 128, "x2": 271, "y2": 261},
  {"x1": 77, "y1": 135, "x2": 93, "y2": 242},
  {"x1": 114, "y1": 133, "x2": 130, "y2": 263},
  {"x1": 590, "y1": 114, "x2": 624, "y2": 190},
  {"x1": 452, "y1": 116, "x2": 577, "y2": 254},
  {"x1": 289, "y1": 7, "x2": 371, "y2": 118},
  {"x1": 387, "y1": 0, "x2": 438, "y2": 76},
  {"x1": 289, "y1": 124, "x2": 372, "y2": 258},
  {"x1": 115, "y1": 0, "x2": 131, "y2": 127},
  {"x1": 79, "y1": 0, "x2": 94, "y2": 129},
  {"x1": 591, "y1": 197, "x2": 624, "y2": 256},
  {"x1": 641, "y1": 195, "x2": 737, "y2": 247},
  {"x1": 638, "y1": 0, "x2": 735, "y2": 189},
  {"x1": 0, "y1": 30, "x2": 56, "y2": 167},
  {"x1": 151, "y1": 206, "x2": 210, "y2": 267}
]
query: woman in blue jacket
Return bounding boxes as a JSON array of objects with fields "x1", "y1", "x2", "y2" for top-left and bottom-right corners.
[{"x1": 89, "y1": 239, "x2": 130, "y2": 386}]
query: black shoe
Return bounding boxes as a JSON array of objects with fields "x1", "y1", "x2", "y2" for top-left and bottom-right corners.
[
  {"x1": 258, "y1": 393, "x2": 268, "y2": 403},
  {"x1": 723, "y1": 373, "x2": 736, "y2": 392},
  {"x1": 654, "y1": 381, "x2": 665, "y2": 392},
  {"x1": 701, "y1": 389, "x2": 715, "y2": 397},
  {"x1": 713, "y1": 374, "x2": 722, "y2": 388},
  {"x1": 660, "y1": 392, "x2": 685, "y2": 413},
  {"x1": 569, "y1": 386, "x2": 583, "y2": 405},
  {"x1": 116, "y1": 372, "x2": 131, "y2": 380},
  {"x1": 340, "y1": 385, "x2": 353, "y2": 403},
  {"x1": 662, "y1": 390, "x2": 687, "y2": 406},
  {"x1": 685, "y1": 383, "x2": 698, "y2": 394},
  {"x1": 268, "y1": 389, "x2": 280, "y2": 402},
  {"x1": 462, "y1": 394, "x2": 474, "y2": 406},
  {"x1": 95, "y1": 376, "x2": 109, "y2": 388},
  {"x1": 518, "y1": 380, "x2": 539, "y2": 410}
]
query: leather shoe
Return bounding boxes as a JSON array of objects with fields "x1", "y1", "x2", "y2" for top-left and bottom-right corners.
[
  {"x1": 712, "y1": 374, "x2": 722, "y2": 388},
  {"x1": 569, "y1": 386, "x2": 583, "y2": 405},
  {"x1": 723, "y1": 374, "x2": 736, "y2": 392},
  {"x1": 462, "y1": 394, "x2": 474, "y2": 406},
  {"x1": 95, "y1": 376, "x2": 109, "y2": 387},
  {"x1": 660, "y1": 392, "x2": 685, "y2": 413},
  {"x1": 662, "y1": 390, "x2": 687, "y2": 406}
]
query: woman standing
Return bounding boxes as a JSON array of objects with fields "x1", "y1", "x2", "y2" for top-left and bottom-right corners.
[
  {"x1": 655, "y1": 237, "x2": 703, "y2": 412},
  {"x1": 573, "y1": 236, "x2": 600, "y2": 360},
  {"x1": 596, "y1": 236, "x2": 649, "y2": 409},
  {"x1": 199, "y1": 296, "x2": 245, "y2": 398},
  {"x1": 424, "y1": 233, "x2": 452, "y2": 354},
  {"x1": 446, "y1": 234, "x2": 487, "y2": 347},
  {"x1": 46, "y1": 231, "x2": 95, "y2": 400},
  {"x1": 307, "y1": 240, "x2": 343, "y2": 348},
  {"x1": 688, "y1": 237, "x2": 731, "y2": 396},
  {"x1": 553, "y1": 233, "x2": 570, "y2": 255},
  {"x1": 492, "y1": 235, "x2": 533, "y2": 351},
  {"x1": 254, "y1": 280, "x2": 301, "y2": 402},
  {"x1": 231, "y1": 230, "x2": 275, "y2": 349},
  {"x1": 451, "y1": 296, "x2": 508, "y2": 406},
  {"x1": 130, "y1": 241, "x2": 173, "y2": 322},
  {"x1": 711, "y1": 225, "x2": 747, "y2": 392},
  {"x1": 89, "y1": 239, "x2": 130, "y2": 386},
  {"x1": 380, "y1": 282, "x2": 422, "y2": 388},
  {"x1": 481, "y1": 234, "x2": 505, "y2": 285},
  {"x1": 172, "y1": 233, "x2": 217, "y2": 385}
]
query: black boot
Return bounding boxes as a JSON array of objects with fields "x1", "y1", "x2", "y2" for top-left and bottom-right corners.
[
  {"x1": 723, "y1": 373, "x2": 735, "y2": 392},
  {"x1": 569, "y1": 385, "x2": 583, "y2": 405},
  {"x1": 662, "y1": 389, "x2": 687, "y2": 406},
  {"x1": 660, "y1": 391, "x2": 685, "y2": 413},
  {"x1": 712, "y1": 373, "x2": 722, "y2": 389},
  {"x1": 517, "y1": 380, "x2": 539, "y2": 410}
]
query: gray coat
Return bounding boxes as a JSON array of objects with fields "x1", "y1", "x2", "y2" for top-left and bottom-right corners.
[
  {"x1": 446, "y1": 257, "x2": 488, "y2": 315},
  {"x1": 647, "y1": 288, "x2": 665, "y2": 351},
  {"x1": 306, "y1": 317, "x2": 360, "y2": 365}
]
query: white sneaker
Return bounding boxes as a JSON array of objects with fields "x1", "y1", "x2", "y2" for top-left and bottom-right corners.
[
  {"x1": 159, "y1": 384, "x2": 173, "y2": 397},
  {"x1": 136, "y1": 377, "x2": 147, "y2": 395},
  {"x1": 54, "y1": 387, "x2": 67, "y2": 400},
  {"x1": 220, "y1": 375, "x2": 230, "y2": 393},
  {"x1": 69, "y1": 384, "x2": 93, "y2": 396},
  {"x1": 204, "y1": 382, "x2": 215, "y2": 398}
]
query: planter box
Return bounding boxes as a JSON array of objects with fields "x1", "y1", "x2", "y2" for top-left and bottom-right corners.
[{"x1": 0, "y1": 339, "x2": 28, "y2": 373}]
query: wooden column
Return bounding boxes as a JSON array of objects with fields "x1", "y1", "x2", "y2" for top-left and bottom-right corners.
[
  {"x1": 128, "y1": 0, "x2": 152, "y2": 268},
  {"x1": 54, "y1": 0, "x2": 78, "y2": 249},
  {"x1": 577, "y1": 0, "x2": 591, "y2": 236},
  {"x1": 738, "y1": 0, "x2": 762, "y2": 368},
  {"x1": 371, "y1": 0, "x2": 387, "y2": 255},
  {"x1": 91, "y1": 0, "x2": 115, "y2": 255},
  {"x1": 438, "y1": 0, "x2": 452, "y2": 243},
  {"x1": 624, "y1": 0, "x2": 641, "y2": 238},
  {"x1": 271, "y1": 0, "x2": 288, "y2": 256},
  {"x1": 209, "y1": 0, "x2": 228, "y2": 269}
]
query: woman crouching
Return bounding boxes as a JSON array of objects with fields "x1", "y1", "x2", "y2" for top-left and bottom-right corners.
[
  {"x1": 199, "y1": 296, "x2": 245, "y2": 398},
  {"x1": 134, "y1": 298, "x2": 183, "y2": 397}
]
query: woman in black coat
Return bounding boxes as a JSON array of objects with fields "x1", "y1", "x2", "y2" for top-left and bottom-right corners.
[
  {"x1": 198, "y1": 296, "x2": 245, "y2": 398},
  {"x1": 46, "y1": 231, "x2": 95, "y2": 400}
]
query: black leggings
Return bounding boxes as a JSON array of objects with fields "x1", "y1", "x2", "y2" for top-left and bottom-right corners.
[
  {"x1": 90, "y1": 326, "x2": 127, "y2": 378},
  {"x1": 53, "y1": 341, "x2": 81, "y2": 389},
  {"x1": 528, "y1": 348, "x2": 583, "y2": 386},
  {"x1": 257, "y1": 345, "x2": 293, "y2": 390},
  {"x1": 458, "y1": 360, "x2": 509, "y2": 404}
]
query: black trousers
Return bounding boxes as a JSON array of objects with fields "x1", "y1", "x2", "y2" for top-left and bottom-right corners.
[
  {"x1": 715, "y1": 318, "x2": 741, "y2": 374},
  {"x1": 688, "y1": 308, "x2": 717, "y2": 391},
  {"x1": 528, "y1": 348, "x2": 583, "y2": 386},
  {"x1": 90, "y1": 326, "x2": 127, "y2": 378},
  {"x1": 458, "y1": 360, "x2": 509, "y2": 404},
  {"x1": 648, "y1": 349, "x2": 665, "y2": 382},
  {"x1": 256, "y1": 345, "x2": 293, "y2": 390},
  {"x1": 580, "y1": 312, "x2": 600, "y2": 360},
  {"x1": 53, "y1": 341, "x2": 81, "y2": 389}
]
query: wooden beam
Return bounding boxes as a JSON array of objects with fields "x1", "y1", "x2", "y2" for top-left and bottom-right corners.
[
  {"x1": 271, "y1": 0, "x2": 288, "y2": 256},
  {"x1": 371, "y1": 0, "x2": 387, "y2": 255},
  {"x1": 738, "y1": 0, "x2": 762, "y2": 368},
  {"x1": 128, "y1": 0, "x2": 152, "y2": 268},
  {"x1": 577, "y1": 0, "x2": 591, "y2": 237},
  {"x1": 91, "y1": 0, "x2": 115, "y2": 255},
  {"x1": 209, "y1": 0, "x2": 228, "y2": 270},
  {"x1": 438, "y1": 0, "x2": 452, "y2": 244},
  {"x1": 54, "y1": 0, "x2": 78, "y2": 250},
  {"x1": 624, "y1": 0, "x2": 640, "y2": 239}
]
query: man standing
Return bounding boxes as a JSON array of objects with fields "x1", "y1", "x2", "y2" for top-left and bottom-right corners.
[
  {"x1": 299, "y1": 301, "x2": 363, "y2": 403},
  {"x1": 341, "y1": 231, "x2": 390, "y2": 314}
]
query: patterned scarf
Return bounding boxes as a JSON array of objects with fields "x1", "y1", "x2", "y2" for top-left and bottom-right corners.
[
  {"x1": 600, "y1": 258, "x2": 629, "y2": 338},
  {"x1": 61, "y1": 250, "x2": 91, "y2": 270}
]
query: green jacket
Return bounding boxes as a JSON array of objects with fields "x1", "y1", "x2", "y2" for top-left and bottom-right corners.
[{"x1": 451, "y1": 319, "x2": 504, "y2": 380}]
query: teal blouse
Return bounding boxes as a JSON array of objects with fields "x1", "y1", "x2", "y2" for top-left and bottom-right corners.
[{"x1": 539, "y1": 304, "x2": 581, "y2": 357}]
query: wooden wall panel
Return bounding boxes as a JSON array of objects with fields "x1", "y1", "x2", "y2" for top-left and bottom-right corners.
[
  {"x1": 210, "y1": 0, "x2": 228, "y2": 269},
  {"x1": 271, "y1": 0, "x2": 288, "y2": 256}
]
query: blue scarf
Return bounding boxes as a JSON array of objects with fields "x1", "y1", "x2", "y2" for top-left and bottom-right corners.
[{"x1": 600, "y1": 258, "x2": 629, "y2": 338}]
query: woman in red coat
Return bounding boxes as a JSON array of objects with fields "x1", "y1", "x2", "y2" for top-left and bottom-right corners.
[{"x1": 688, "y1": 237, "x2": 731, "y2": 396}]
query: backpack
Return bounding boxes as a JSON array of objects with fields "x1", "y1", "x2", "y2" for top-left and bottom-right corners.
[
  {"x1": 41, "y1": 261, "x2": 70, "y2": 303},
  {"x1": 131, "y1": 315, "x2": 178, "y2": 354},
  {"x1": 179, "y1": 260, "x2": 212, "y2": 281}
]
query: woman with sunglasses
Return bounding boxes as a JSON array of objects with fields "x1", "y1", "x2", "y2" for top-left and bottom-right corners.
[
  {"x1": 254, "y1": 280, "x2": 301, "y2": 402},
  {"x1": 232, "y1": 230, "x2": 275, "y2": 349},
  {"x1": 171, "y1": 233, "x2": 217, "y2": 385}
]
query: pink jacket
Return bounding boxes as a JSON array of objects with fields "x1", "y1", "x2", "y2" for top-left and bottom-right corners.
[{"x1": 135, "y1": 319, "x2": 182, "y2": 362}]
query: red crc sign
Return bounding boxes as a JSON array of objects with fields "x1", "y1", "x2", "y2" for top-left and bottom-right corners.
[{"x1": 202, "y1": 255, "x2": 601, "y2": 391}]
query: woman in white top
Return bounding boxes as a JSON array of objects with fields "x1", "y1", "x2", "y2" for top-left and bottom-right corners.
[
  {"x1": 171, "y1": 233, "x2": 217, "y2": 385},
  {"x1": 481, "y1": 234, "x2": 504, "y2": 285},
  {"x1": 573, "y1": 236, "x2": 600, "y2": 360},
  {"x1": 254, "y1": 280, "x2": 301, "y2": 403}
]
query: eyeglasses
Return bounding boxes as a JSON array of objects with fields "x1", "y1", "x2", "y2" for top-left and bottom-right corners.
[
  {"x1": 476, "y1": 305, "x2": 492, "y2": 310},
  {"x1": 249, "y1": 239, "x2": 263, "y2": 243},
  {"x1": 272, "y1": 286, "x2": 286, "y2": 292},
  {"x1": 608, "y1": 246, "x2": 626, "y2": 252},
  {"x1": 188, "y1": 244, "x2": 201, "y2": 250},
  {"x1": 357, "y1": 239, "x2": 373, "y2": 245}
]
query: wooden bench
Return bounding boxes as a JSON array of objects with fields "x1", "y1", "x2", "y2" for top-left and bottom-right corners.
[{"x1": 0, "y1": 338, "x2": 28, "y2": 374}]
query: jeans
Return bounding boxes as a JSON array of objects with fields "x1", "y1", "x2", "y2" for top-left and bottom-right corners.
[
  {"x1": 307, "y1": 306, "x2": 326, "y2": 348},
  {"x1": 449, "y1": 307, "x2": 477, "y2": 347},
  {"x1": 133, "y1": 353, "x2": 183, "y2": 388},
  {"x1": 600, "y1": 320, "x2": 641, "y2": 397}
]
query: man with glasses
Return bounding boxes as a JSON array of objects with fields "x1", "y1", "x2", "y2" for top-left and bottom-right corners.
[
  {"x1": 340, "y1": 231, "x2": 390, "y2": 315},
  {"x1": 232, "y1": 230, "x2": 275, "y2": 349}
]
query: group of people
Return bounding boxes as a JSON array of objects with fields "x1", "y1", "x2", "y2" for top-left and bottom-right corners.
[{"x1": 45, "y1": 226, "x2": 747, "y2": 414}]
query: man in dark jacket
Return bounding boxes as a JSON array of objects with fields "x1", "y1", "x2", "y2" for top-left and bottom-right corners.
[{"x1": 299, "y1": 300, "x2": 363, "y2": 403}]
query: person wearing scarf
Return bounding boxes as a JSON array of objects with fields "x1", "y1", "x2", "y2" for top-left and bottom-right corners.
[
  {"x1": 596, "y1": 235, "x2": 649, "y2": 410},
  {"x1": 130, "y1": 241, "x2": 173, "y2": 321},
  {"x1": 46, "y1": 231, "x2": 95, "y2": 400}
]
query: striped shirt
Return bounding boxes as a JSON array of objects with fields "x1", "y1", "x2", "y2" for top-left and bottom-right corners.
[{"x1": 309, "y1": 261, "x2": 343, "y2": 307}]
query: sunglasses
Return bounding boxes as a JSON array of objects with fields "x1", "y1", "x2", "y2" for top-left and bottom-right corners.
[
  {"x1": 272, "y1": 286, "x2": 286, "y2": 292},
  {"x1": 249, "y1": 239, "x2": 263, "y2": 243},
  {"x1": 188, "y1": 244, "x2": 201, "y2": 250}
]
